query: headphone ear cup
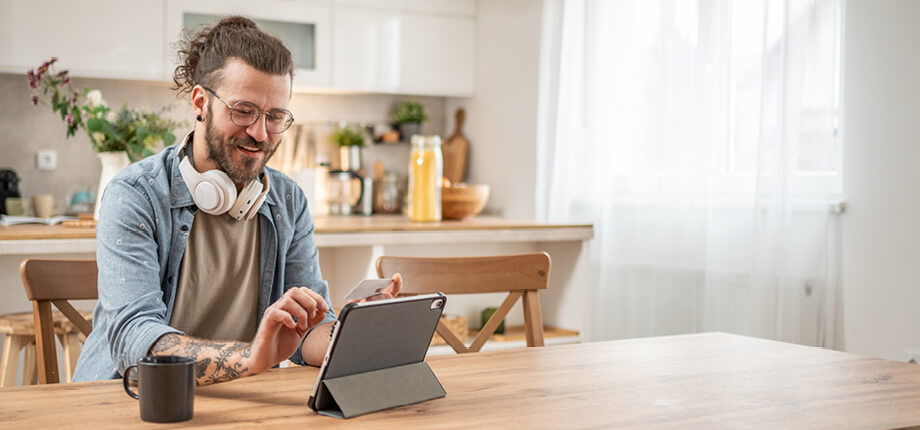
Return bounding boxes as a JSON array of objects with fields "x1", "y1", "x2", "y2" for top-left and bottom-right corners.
[
  {"x1": 229, "y1": 180, "x2": 263, "y2": 221},
  {"x1": 196, "y1": 170, "x2": 237, "y2": 215},
  {"x1": 243, "y1": 174, "x2": 271, "y2": 221}
]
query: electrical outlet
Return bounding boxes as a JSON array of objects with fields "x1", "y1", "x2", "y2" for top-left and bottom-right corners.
[
  {"x1": 906, "y1": 348, "x2": 920, "y2": 364},
  {"x1": 36, "y1": 149, "x2": 57, "y2": 171}
]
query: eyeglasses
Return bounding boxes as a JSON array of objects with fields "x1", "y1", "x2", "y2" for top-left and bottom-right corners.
[{"x1": 202, "y1": 86, "x2": 295, "y2": 134}]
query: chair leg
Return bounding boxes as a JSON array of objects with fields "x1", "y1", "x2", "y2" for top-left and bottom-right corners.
[
  {"x1": 22, "y1": 340, "x2": 37, "y2": 385},
  {"x1": 522, "y1": 290, "x2": 545, "y2": 347},
  {"x1": 58, "y1": 333, "x2": 81, "y2": 383},
  {"x1": 1, "y1": 334, "x2": 29, "y2": 387}
]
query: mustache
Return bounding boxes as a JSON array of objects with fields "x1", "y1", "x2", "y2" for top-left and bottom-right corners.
[{"x1": 229, "y1": 135, "x2": 268, "y2": 151}]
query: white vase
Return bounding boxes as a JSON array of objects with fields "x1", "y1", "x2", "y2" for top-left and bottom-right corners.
[{"x1": 94, "y1": 151, "x2": 130, "y2": 221}]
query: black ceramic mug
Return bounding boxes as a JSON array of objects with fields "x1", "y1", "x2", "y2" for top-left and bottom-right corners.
[{"x1": 122, "y1": 355, "x2": 196, "y2": 423}]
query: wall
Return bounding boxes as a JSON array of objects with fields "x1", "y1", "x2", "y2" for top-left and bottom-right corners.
[
  {"x1": 841, "y1": 0, "x2": 920, "y2": 360},
  {"x1": 0, "y1": 72, "x2": 445, "y2": 214},
  {"x1": 445, "y1": 0, "x2": 544, "y2": 220}
]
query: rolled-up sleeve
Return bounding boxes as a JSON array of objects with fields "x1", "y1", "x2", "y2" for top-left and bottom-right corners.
[{"x1": 96, "y1": 178, "x2": 182, "y2": 374}]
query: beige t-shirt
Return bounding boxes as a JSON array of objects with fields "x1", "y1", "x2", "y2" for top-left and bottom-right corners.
[{"x1": 169, "y1": 212, "x2": 260, "y2": 341}]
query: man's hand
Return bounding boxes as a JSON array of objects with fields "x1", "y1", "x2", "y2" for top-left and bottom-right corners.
[
  {"x1": 348, "y1": 273, "x2": 402, "y2": 304},
  {"x1": 246, "y1": 287, "x2": 330, "y2": 374}
]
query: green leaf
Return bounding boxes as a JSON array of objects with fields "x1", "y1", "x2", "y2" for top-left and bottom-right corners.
[{"x1": 162, "y1": 132, "x2": 176, "y2": 147}]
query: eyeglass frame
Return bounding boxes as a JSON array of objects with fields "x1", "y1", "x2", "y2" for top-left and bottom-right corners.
[{"x1": 201, "y1": 86, "x2": 295, "y2": 134}]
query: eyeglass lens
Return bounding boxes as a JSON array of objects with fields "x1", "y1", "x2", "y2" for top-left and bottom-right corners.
[{"x1": 230, "y1": 101, "x2": 294, "y2": 134}]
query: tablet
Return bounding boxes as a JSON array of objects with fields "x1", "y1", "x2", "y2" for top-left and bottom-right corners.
[{"x1": 307, "y1": 293, "x2": 447, "y2": 418}]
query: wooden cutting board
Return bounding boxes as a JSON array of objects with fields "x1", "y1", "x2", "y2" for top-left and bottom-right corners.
[{"x1": 442, "y1": 108, "x2": 469, "y2": 184}]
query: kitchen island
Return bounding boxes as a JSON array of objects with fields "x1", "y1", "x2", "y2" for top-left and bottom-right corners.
[{"x1": 0, "y1": 216, "x2": 593, "y2": 362}]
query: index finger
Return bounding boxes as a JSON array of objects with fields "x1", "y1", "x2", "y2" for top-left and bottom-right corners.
[{"x1": 289, "y1": 287, "x2": 330, "y2": 315}]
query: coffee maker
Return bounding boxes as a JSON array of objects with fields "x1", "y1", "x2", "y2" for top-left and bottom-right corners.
[
  {"x1": 327, "y1": 145, "x2": 372, "y2": 215},
  {"x1": 0, "y1": 168, "x2": 21, "y2": 215}
]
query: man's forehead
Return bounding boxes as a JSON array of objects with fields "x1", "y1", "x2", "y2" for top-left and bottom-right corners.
[{"x1": 215, "y1": 59, "x2": 292, "y2": 107}]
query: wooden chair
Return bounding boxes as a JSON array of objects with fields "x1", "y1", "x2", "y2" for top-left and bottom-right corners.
[
  {"x1": 376, "y1": 252, "x2": 550, "y2": 354},
  {"x1": 19, "y1": 259, "x2": 97, "y2": 384}
]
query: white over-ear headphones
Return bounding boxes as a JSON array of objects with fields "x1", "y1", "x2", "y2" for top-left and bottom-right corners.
[{"x1": 177, "y1": 131, "x2": 269, "y2": 221}]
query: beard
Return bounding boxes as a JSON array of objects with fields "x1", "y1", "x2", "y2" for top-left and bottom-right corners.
[{"x1": 203, "y1": 104, "x2": 278, "y2": 184}]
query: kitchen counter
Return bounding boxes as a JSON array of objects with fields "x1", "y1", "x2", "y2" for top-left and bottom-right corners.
[
  {"x1": 0, "y1": 216, "x2": 593, "y2": 254},
  {"x1": 0, "y1": 215, "x2": 595, "y2": 362}
]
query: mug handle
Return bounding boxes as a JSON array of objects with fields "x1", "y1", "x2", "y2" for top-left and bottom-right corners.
[{"x1": 122, "y1": 365, "x2": 139, "y2": 400}]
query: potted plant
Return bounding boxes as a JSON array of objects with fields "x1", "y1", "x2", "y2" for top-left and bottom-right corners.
[
  {"x1": 27, "y1": 57, "x2": 185, "y2": 220},
  {"x1": 393, "y1": 101, "x2": 428, "y2": 142},
  {"x1": 331, "y1": 125, "x2": 366, "y2": 171}
]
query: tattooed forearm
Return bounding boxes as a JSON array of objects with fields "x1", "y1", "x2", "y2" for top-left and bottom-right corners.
[{"x1": 149, "y1": 333, "x2": 253, "y2": 386}]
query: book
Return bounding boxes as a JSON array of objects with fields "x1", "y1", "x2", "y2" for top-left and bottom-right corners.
[{"x1": 0, "y1": 215, "x2": 78, "y2": 226}]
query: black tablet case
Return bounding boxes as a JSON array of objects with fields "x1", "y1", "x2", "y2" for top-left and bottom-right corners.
[{"x1": 308, "y1": 294, "x2": 447, "y2": 418}]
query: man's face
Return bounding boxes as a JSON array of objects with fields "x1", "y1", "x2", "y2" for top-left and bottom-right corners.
[{"x1": 201, "y1": 59, "x2": 291, "y2": 184}]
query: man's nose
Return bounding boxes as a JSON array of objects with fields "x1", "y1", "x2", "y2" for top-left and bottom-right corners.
[{"x1": 246, "y1": 112, "x2": 270, "y2": 143}]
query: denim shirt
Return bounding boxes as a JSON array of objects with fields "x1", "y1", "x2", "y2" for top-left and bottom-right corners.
[{"x1": 73, "y1": 142, "x2": 336, "y2": 382}]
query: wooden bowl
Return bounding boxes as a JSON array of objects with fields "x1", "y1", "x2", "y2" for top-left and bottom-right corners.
[{"x1": 441, "y1": 184, "x2": 490, "y2": 220}]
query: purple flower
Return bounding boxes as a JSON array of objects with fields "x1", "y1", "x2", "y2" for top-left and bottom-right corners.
[
  {"x1": 30, "y1": 94, "x2": 38, "y2": 106},
  {"x1": 26, "y1": 70, "x2": 38, "y2": 88},
  {"x1": 65, "y1": 113, "x2": 74, "y2": 126},
  {"x1": 71, "y1": 93, "x2": 78, "y2": 103},
  {"x1": 49, "y1": 57, "x2": 58, "y2": 65},
  {"x1": 62, "y1": 76, "x2": 70, "y2": 86}
]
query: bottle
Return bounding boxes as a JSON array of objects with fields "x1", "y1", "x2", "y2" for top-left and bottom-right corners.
[{"x1": 408, "y1": 135, "x2": 443, "y2": 222}]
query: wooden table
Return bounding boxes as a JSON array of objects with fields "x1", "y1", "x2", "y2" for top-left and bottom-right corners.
[{"x1": 2, "y1": 333, "x2": 920, "y2": 428}]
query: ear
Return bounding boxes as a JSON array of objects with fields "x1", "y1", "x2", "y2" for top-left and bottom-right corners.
[{"x1": 191, "y1": 85, "x2": 209, "y2": 120}]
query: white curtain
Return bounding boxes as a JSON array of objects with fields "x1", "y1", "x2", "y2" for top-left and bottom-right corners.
[{"x1": 537, "y1": 0, "x2": 843, "y2": 348}]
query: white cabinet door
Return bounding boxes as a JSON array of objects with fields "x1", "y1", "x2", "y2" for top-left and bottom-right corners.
[
  {"x1": 406, "y1": 0, "x2": 475, "y2": 17},
  {"x1": 165, "y1": 0, "x2": 331, "y2": 89},
  {"x1": 0, "y1": 0, "x2": 165, "y2": 80},
  {"x1": 333, "y1": 7, "x2": 474, "y2": 96},
  {"x1": 398, "y1": 13, "x2": 474, "y2": 96},
  {"x1": 333, "y1": 6, "x2": 401, "y2": 92}
]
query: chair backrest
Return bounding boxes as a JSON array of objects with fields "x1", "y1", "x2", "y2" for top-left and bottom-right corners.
[
  {"x1": 376, "y1": 253, "x2": 551, "y2": 353},
  {"x1": 20, "y1": 259, "x2": 97, "y2": 384}
]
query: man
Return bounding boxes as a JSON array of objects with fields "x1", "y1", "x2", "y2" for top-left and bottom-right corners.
[{"x1": 74, "y1": 16, "x2": 400, "y2": 384}]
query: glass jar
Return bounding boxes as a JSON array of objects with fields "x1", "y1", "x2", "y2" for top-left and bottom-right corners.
[
  {"x1": 408, "y1": 135, "x2": 442, "y2": 222},
  {"x1": 374, "y1": 171, "x2": 401, "y2": 214}
]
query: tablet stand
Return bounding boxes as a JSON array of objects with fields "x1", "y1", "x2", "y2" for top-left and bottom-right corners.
[{"x1": 314, "y1": 361, "x2": 445, "y2": 419}]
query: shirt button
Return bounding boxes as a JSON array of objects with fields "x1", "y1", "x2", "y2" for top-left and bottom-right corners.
[
  {"x1": 168, "y1": 276, "x2": 174, "y2": 283},
  {"x1": 180, "y1": 225, "x2": 189, "y2": 231}
]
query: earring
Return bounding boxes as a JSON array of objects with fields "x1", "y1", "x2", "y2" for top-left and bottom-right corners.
[{"x1": 196, "y1": 114, "x2": 203, "y2": 122}]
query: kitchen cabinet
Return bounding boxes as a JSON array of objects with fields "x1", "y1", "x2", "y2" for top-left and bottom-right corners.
[
  {"x1": 335, "y1": 0, "x2": 475, "y2": 17},
  {"x1": 0, "y1": 0, "x2": 165, "y2": 80},
  {"x1": 333, "y1": 5, "x2": 475, "y2": 96},
  {"x1": 0, "y1": 0, "x2": 475, "y2": 97},
  {"x1": 165, "y1": 0, "x2": 332, "y2": 89}
]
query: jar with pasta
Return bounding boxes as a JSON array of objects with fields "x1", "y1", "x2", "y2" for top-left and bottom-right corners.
[{"x1": 408, "y1": 135, "x2": 443, "y2": 222}]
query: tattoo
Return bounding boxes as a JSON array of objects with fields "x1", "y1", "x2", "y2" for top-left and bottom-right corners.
[
  {"x1": 149, "y1": 333, "x2": 252, "y2": 386},
  {"x1": 196, "y1": 358, "x2": 211, "y2": 379},
  {"x1": 150, "y1": 333, "x2": 180, "y2": 354}
]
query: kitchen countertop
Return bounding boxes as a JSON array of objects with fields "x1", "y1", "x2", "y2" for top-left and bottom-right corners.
[{"x1": 0, "y1": 215, "x2": 594, "y2": 254}]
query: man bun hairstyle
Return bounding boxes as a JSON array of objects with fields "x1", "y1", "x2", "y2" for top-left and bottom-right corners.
[{"x1": 172, "y1": 16, "x2": 294, "y2": 96}]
